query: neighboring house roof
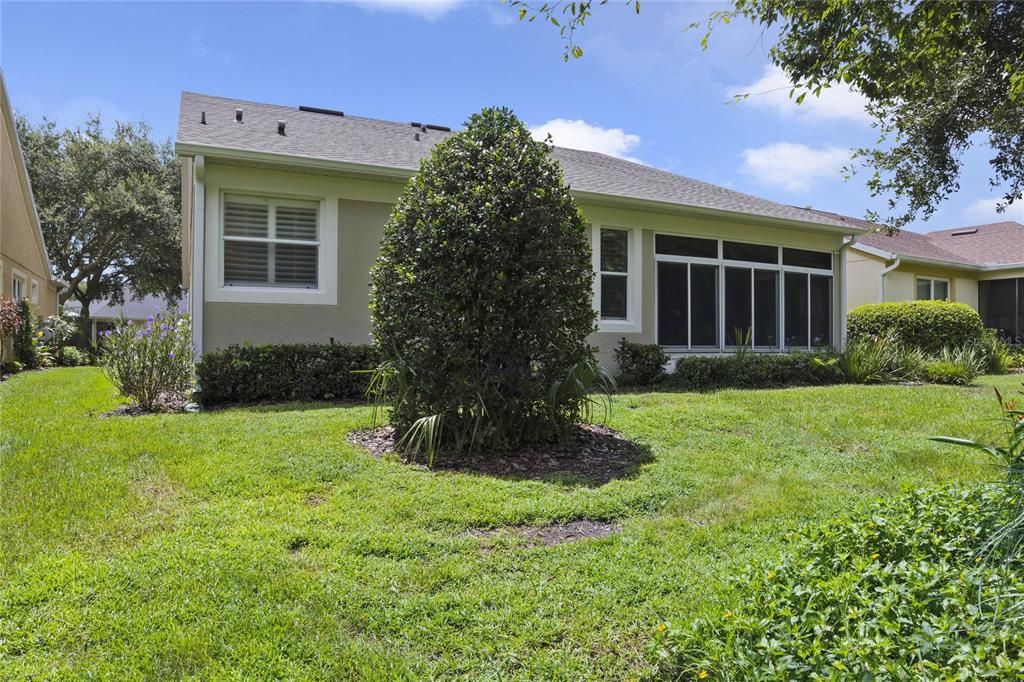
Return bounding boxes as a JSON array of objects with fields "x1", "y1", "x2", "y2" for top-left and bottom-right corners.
[
  {"x1": 65, "y1": 294, "x2": 187, "y2": 321},
  {"x1": 0, "y1": 68, "x2": 58, "y2": 286},
  {"x1": 175, "y1": 91, "x2": 863, "y2": 234}
]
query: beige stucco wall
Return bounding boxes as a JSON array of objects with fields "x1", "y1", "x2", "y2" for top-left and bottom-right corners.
[
  {"x1": 0, "y1": 94, "x2": 58, "y2": 317},
  {"x1": 845, "y1": 246, "x2": 984, "y2": 313},
  {"x1": 193, "y1": 160, "x2": 850, "y2": 367}
]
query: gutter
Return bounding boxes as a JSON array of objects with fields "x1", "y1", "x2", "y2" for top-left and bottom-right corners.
[
  {"x1": 878, "y1": 255, "x2": 902, "y2": 303},
  {"x1": 838, "y1": 234, "x2": 859, "y2": 348}
]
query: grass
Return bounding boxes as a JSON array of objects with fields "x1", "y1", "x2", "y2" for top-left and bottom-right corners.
[{"x1": 1, "y1": 367, "x2": 1019, "y2": 679}]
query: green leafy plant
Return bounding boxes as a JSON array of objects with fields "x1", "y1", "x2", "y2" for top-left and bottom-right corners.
[
  {"x1": 369, "y1": 107, "x2": 599, "y2": 457},
  {"x1": 837, "y1": 333, "x2": 927, "y2": 384},
  {"x1": 978, "y1": 328, "x2": 1012, "y2": 375},
  {"x1": 196, "y1": 342, "x2": 379, "y2": 407},
  {"x1": 0, "y1": 295, "x2": 23, "y2": 366},
  {"x1": 649, "y1": 486, "x2": 1024, "y2": 680},
  {"x1": 670, "y1": 352, "x2": 842, "y2": 391},
  {"x1": 933, "y1": 385, "x2": 1024, "y2": 563},
  {"x1": 12, "y1": 299, "x2": 45, "y2": 370},
  {"x1": 847, "y1": 300, "x2": 984, "y2": 353},
  {"x1": 613, "y1": 339, "x2": 668, "y2": 388},
  {"x1": 100, "y1": 313, "x2": 194, "y2": 411},
  {"x1": 923, "y1": 345, "x2": 986, "y2": 386}
]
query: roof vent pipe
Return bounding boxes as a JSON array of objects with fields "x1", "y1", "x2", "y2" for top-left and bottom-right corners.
[
  {"x1": 235, "y1": 108, "x2": 243, "y2": 123},
  {"x1": 200, "y1": 111, "x2": 206, "y2": 125},
  {"x1": 277, "y1": 120, "x2": 286, "y2": 135},
  {"x1": 414, "y1": 132, "x2": 420, "y2": 142}
]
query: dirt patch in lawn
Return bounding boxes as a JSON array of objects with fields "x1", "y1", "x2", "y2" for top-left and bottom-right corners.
[
  {"x1": 467, "y1": 519, "x2": 621, "y2": 549},
  {"x1": 348, "y1": 423, "x2": 651, "y2": 486}
]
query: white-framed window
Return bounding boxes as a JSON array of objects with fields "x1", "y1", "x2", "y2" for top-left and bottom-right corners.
[
  {"x1": 654, "y1": 234, "x2": 834, "y2": 351},
  {"x1": 221, "y1": 193, "x2": 320, "y2": 290},
  {"x1": 593, "y1": 225, "x2": 642, "y2": 332},
  {"x1": 30, "y1": 279, "x2": 39, "y2": 305},
  {"x1": 11, "y1": 270, "x2": 26, "y2": 301},
  {"x1": 916, "y1": 277, "x2": 949, "y2": 301}
]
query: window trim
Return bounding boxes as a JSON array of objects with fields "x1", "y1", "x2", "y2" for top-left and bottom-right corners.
[
  {"x1": 593, "y1": 225, "x2": 642, "y2": 333},
  {"x1": 916, "y1": 276, "x2": 950, "y2": 301},
  {"x1": 29, "y1": 278, "x2": 40, "y2": 305},
  {"x1": 221, "y1": 192, "x2": 321, "y2": 290},
  {"x1": 11, "y1": 268, "x2": 27, "y2": 302},
  {"x1": 205, "y1": 187, "x2": 337, "y2": 306},
  {"x1": 654, "y1": 232, "x2": 834, "y2": 352}
]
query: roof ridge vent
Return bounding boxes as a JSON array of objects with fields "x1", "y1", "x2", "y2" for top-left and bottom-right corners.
[
  {"x1": 410, "y1": 122, "x2": 451, "y2": 133},
  {"x1": 299, "y1": 105, "x2": 345, "y2": 117},
  {"x1": 950, "y1": 228, "x2": 978, "y2": 236}
]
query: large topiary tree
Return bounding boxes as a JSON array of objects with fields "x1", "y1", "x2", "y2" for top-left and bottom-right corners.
[{"x1": 370, "y1": 107, "x2": 604, "y2": 458}]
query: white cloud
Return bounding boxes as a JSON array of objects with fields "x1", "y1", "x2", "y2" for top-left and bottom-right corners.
[
  {"x1": 740, "y1": 142, "x2": 851, "y2": 192},
  {"x1": 963, "y1": 197, "x2": 1024, "y2": 223},
  {"x1": 729, "y1": 64, "x2": 871, "y2": 124},
  {"x1": 530, "y1": 118, "x2": 642, "y2": 163},
  {"x1": 350, "y1": 0, "x2": 463, "y2": 19}
]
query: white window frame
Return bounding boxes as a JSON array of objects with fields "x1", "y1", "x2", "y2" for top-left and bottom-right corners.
[
  {"x1": 11, "y1": 268, "x2": 27, "y2": 302},
  {"x1": 30, "y1": 279, "x2": 39, "y2": 305},
  {"x1": 592, "y1": 225, "x2": 642, "y2": 333},
  {"x1": 653, "y1": 233, "x2": 835, "y2": 352},
  {"x1": 916, "y1": 276, "x2": 950, "y2": 301},
  {"x1": 221, "y1": 193, "x2": 320, "y2": 290},
  {"x1": 205, "y1": 187, "x2": 337, "y2": 306}
]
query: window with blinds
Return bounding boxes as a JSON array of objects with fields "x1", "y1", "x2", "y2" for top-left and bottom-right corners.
[{"x1": 222, "y1": 194, "x2": 319, "y2": 289}]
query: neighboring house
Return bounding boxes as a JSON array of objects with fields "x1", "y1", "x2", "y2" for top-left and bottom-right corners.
[
  {"x1": 820, "y1": 209, "x2": 1024, "y2": 342},
  {"x1": 0, "y1": 69, "x2": 60, "y2": 318},
  {"x1": 65, "y1": 294, "x2": 187, "y2": 346},
  {"x1": 175, "y1": 92, "x2": 866, "y2": 365}
]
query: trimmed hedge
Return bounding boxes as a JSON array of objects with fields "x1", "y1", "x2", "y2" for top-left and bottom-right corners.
[
  {"x1": 847, "y1": 300, "x2": 983, "y2": 352},
  {"x1": 613, "y1": 338, "x2": 669, "y2": 387},
  {"x1": 669, "y1": 352, "x2": 844, "y2": 390},
  {"x1": 196, "y1": 343, "x2": 379, "y2": 407}
]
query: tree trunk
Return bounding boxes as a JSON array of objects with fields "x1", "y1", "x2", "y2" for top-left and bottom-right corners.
[{"x1": 75, "y1": 297, "x2": 92, "y2": 350}]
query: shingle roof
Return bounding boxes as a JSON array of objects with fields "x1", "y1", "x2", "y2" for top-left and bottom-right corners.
[
  {"x1": 855, "y1": 220, "x2": 1024, "y2": 268},
  {"x1": 176, "y1": 91, "x2": 859, "y2": 232}
]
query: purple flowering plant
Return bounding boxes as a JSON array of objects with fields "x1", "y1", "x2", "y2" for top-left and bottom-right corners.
[{"x1": 99, "y1": 312, "x2": 194, "y2": 411}]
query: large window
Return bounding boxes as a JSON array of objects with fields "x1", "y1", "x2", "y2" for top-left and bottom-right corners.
[
  {"x1": 222, "y1": 194, "x2": 319, "y2": 289},
  {"x1": 599, "y1": 228, "x2": 629, "y2": 320},
  {"x1": 916, "y1": 277, "x2": 949, "y2": 301},
  {"x1": 980, "y1": 278, "x2": 1023, "y2": 343},
  {"x1": 656, "y1": 236, "x2": 833, "y2": 351}
]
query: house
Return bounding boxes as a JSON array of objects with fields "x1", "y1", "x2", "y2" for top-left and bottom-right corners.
[
  {"x1": 0, "y1": 70, "x2": 59, "y2": 318},
  {"x1": 64, "y1": 293, "x2": 187, "y2": 346},
  {"x1": 831, "y1": 212, "x2": 1024, "y2": 342},
  {"x1": 175, "y1": 92, "x2": 866, "y2": 365}
]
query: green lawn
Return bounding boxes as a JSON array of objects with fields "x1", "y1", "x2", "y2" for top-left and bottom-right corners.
[{"x1": 1, "y1": 368, "x2": 1017, "y2": 679}]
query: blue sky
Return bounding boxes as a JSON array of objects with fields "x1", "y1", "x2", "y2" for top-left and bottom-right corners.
[{"x1": 2, "y1": 0, "x2": 1020, "y2": 232}]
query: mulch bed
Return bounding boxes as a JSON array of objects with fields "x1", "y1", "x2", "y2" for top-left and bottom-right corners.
[{"x1": 348, "y1": 423, "x2": 651, "y2": 485}]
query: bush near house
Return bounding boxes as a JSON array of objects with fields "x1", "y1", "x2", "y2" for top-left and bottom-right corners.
[
  {"x1": 0, "y1": 295, "x2": 22, "y2": 367},
  {"x1": 847, "y1": 300, "x2": 984, "y2": 352},
  {"x1": 100, "y1": 314, "x2": 194, "y2": 411},
  {"x1": 369, "y1": 107, "x2": 601, "y2": 455},
  {"x1": 196, "y1": 342, "x2": 379, "y2": 407},
  {"x1": 12, "y1": 299, "x2": 44, "y2": 370},
  {"x1": 670, "y1": 352, "x2": 844, "y2": 390},
  {"x1": 613, "y1": 338, "x2": 670, "y2": 388},
  {"x1": 650, "y1": 486, "x2": 1024, "y2": 680}
]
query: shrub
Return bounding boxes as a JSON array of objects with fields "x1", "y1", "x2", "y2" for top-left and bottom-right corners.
[
  {"x1": 978, "y1": 328, "x2": 1012, "y2": 374},
  {"x1": 196, "y1": 343, "x2": 379, "y2": 407},
  {"x1": 847, "y1": 300, "x2": 984, "y2": 352},
  {"x1": 100, "y1": 314, "x2": 194, "y2": 411},
  {"x1": 669, "y1": 352, "x2": 843, "y2": 391},
  {"x1": 0, "y1": 295, "x2": 22, "y2": 365},
  {"x1": 56, "y1": 346, "x2": 88, "y2": 367},
  {"x1": 923, "y1": 346, "x2": 986, "y2": 385},
  {"x1": 12, "y1": 299, "x2": 45, "y2": 369},
  {"x1": 649, "y1": 486, "x2": 1024, "y2": 680},
  {"x1": 613, "y1": 339, "x2": 669, "y2": 387},
  {"x1": 837, "y1": 333, "x2": 926, "y2": 383},
  {"x1": 369, "y1": 107, "x2": 601, "y2": 456}
]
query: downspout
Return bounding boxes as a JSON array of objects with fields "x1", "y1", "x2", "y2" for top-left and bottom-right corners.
[
  {"x1": 878, "y1": 255, "x2": 901, "y2": 303},
  {"x1": 191, "y1": 155, "x2": 206, "y2": 357},
  {"x1": 838, "y1": 234, "x2": 859, "y2": 349}
]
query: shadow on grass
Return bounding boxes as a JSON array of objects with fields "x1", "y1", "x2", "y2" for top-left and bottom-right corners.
[{"x1": 349, "y1": 424, "x2": 655, "y2": 488}]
